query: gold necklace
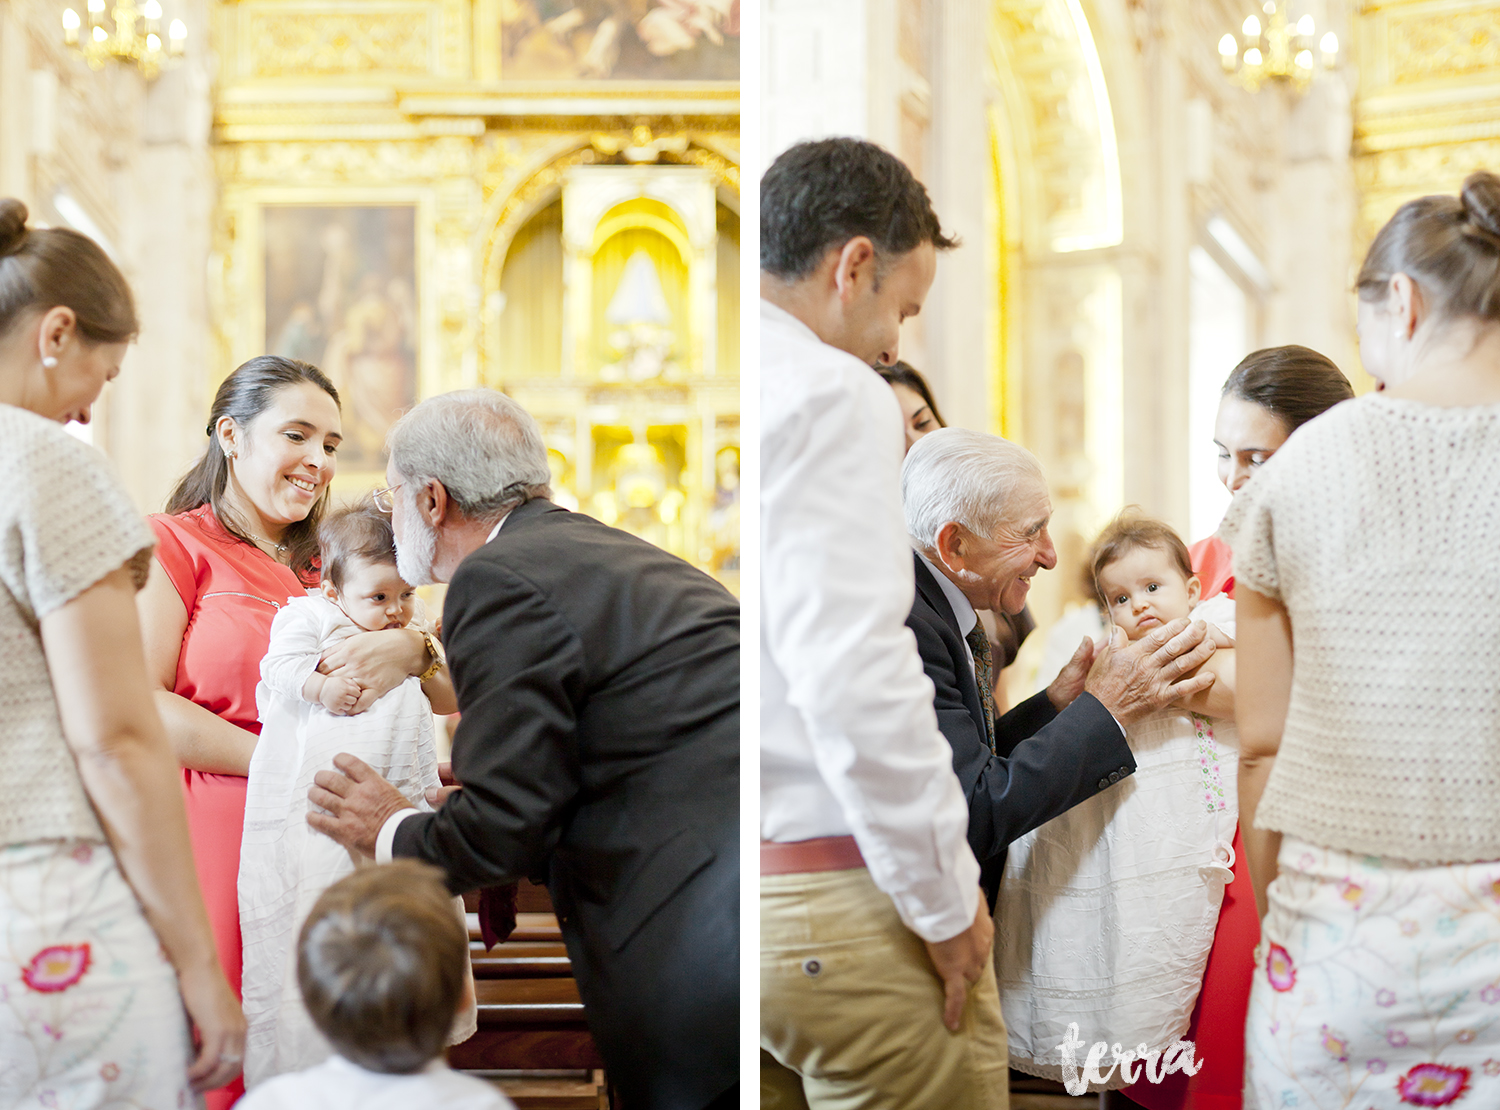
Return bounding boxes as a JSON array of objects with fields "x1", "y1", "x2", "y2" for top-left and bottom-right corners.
[
  {"x1": 239, "y1": 526, "x2": 288, "y2": 557},
  {"x1": 221, "y1": 501, "x2": 288, "y2": 558}
]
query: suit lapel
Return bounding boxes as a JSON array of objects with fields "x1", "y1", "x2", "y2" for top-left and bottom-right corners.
[{"x1": 911, "y1": 553, "x2": 964, "y2": 640}]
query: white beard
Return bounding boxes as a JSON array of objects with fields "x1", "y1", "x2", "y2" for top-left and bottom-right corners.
[{"x1": 396, "y1": 512, "x2": 439, "y2": 586}]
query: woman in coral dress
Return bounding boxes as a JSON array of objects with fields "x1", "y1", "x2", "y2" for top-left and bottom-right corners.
[
  {"x1": 138, "y1": 355, "x2": 441, "y2": 1109},
  {"x1": 1125, "y1": 346, "x2": 1352, "y2": 1110}
]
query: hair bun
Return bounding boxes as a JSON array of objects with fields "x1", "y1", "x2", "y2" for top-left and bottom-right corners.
[
  {"x1": 0, "y1": 198, "x2": 27, "y2": 258},
  {"x1": 1461, "y1": 172, "x2": 1500, "y2": 240}
]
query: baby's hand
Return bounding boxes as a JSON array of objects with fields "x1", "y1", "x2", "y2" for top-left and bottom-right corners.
[{"x1": 320, "y1": 676, "x2": 363, "y2": 715}]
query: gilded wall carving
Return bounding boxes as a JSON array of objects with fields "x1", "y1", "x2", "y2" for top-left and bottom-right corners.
[
  {"x1": 1355, "y1": 2, "x2": 1500, "y2": 255},
  {"x1": 217, "y1": 137, "x2": 479, "y2": 184},
  {"x1": 247, "y1": 11, "x2": 434, "y2": 77},
  {"x1": 1389, "y1": 9, "x2": 1500, "y2": 85}
]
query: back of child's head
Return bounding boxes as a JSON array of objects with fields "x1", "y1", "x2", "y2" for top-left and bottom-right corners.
[
  {"x1": 317, "y1": 500, "x2": 397, "y2": 592},
  {"x1": 296, "y1": 860, "x2": 466, "y2": 1075},
  {"x1": 1089, "y1": 512, "x2": 1193, "y2": 600}
]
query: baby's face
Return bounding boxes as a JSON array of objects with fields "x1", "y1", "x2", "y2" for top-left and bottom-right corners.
[
  {"x1": 1097, "y1": 545, "x2": 1200, "y2": 642},
  {"x1": 327, "y1": 557, "x2": 417, "y2": 632}
]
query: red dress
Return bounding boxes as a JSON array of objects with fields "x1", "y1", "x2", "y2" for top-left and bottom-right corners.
[
  {"x1": 1123, "y1": 537, "x2": 1256, "y2": 1110},
  {"x1": 1188, "y1": 535, "x2": 1235, "y2": 601},
  {"x1": 149, "y1": 506, "x2": 309, "y2": 1109}
]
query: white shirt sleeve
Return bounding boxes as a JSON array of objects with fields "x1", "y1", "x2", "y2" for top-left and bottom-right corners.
[
  {"x1": 761, "y1": 316, "x2": 980, "y2": 943},
  {"x1": 375, "y1": 808, "x2": 421, "y2": 863}
]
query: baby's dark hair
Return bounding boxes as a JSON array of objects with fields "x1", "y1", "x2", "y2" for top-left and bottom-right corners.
[
  {"x1": 318, "y1": 500, "x2": 397, "y2": 592},
  {"x1": 1090, "y1": 512, "x2": 1194, "y2": 604},
  {"x1": 296, "y1": 860, "x2": 466, "y2": 1075}
]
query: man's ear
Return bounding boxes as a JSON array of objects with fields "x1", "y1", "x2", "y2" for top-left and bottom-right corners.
[
  {"x1": 831, "y1": 236, "x2": 877, "y2": 302},
  {"x1": 417, "y1": 478, "x2": 451, "y2": 527},
  {"x1": 932, "y1": 521, "x2": 967, "y2": 575}
]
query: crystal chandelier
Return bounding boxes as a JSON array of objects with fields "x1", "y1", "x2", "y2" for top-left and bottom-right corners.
[
  {"x1": 1218, "y1": 1, "x2": 1337, "y2": 92},
  {"x1": 62, "y1": 0, "x2": 185, "y2": 80}
]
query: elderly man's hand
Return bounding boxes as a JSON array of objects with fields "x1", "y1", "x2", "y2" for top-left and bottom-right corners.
[
  {"x1": 1045, "y1": 636, "x2": 1095, "y2": 711},
  {"x1": 307, "y1": 753, "x2": 412, "y2": 858},
  {"x1": 1084, "y1": 618, "x2": 1217, "y2": 726}
]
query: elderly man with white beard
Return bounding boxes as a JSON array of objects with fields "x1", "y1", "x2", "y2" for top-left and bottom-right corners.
[{"x1": 305, "y1": 389, "x2": 740, "y2": 1110}]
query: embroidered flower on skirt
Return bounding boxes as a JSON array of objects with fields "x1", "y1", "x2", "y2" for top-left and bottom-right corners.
[
  {"x1": 1396, "y1": 1062, "x2": 1471, "y2": 1106},
  {"x1": 1265, "y1": 944, "x2": 1296, "y2": 992},
  {"x1": 20, "y1": 944, "x2": 91, "y2": 993}
]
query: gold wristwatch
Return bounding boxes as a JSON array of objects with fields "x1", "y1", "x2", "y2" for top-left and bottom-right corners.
[{"x1": 418, "y1": 629, "x2": 443, "y2": 682}]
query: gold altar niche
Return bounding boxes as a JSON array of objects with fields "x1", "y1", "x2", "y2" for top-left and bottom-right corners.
[
  {"x1": 491, "y1": 164, "x2": 740, "y2": 590},
  {"x1": 985, "y1": 0, "x2": 1128, "y2": 646},
  {"x1": 206, "y1": 0, "x2": 740, "y2": 589},
  {"x1": 1353, "y1": 0, "x2": 1500, "y2": 390}
]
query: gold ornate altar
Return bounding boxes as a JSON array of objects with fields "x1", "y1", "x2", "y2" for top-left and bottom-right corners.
[
  {"x1": 209, "y1": 0, "x2": 740, "y2": 590},
  {"x1": 1353, "y1": 1, "x2": 1500, "y2": 278}
]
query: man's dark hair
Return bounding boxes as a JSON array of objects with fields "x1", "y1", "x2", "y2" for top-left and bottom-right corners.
[{"x1": 761, "y1": 138, "x2": 959, "y2": 281}]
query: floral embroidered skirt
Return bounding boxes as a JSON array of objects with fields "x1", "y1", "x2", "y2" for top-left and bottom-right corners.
[
  {"x1": 0, "y1": 839, "x2": 196, "y2": 1109},
  {"x1": 1246, "y1": 837, "x2": 1500, "y2": 1109}
]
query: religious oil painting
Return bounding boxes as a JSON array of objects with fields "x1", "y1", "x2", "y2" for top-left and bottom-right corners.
[
  {"x1": 501, "y1": 1, "x2": 738, "y2": 81},
  {"x1": 263, "y1": 205, "x2": 418, "y2": 471}
]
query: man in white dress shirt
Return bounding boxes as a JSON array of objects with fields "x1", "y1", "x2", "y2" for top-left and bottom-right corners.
[
  {"x1": 760, "y1": 137, "x2": 1005, "y2": 1109},
  {"x1": 760, "y1": 139, "x2": 1216, "y2": 1108}
]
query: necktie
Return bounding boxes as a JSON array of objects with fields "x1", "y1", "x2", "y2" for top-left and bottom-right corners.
[{"x1": 965, "y1": 624, "x2": 997, "y2": 754}]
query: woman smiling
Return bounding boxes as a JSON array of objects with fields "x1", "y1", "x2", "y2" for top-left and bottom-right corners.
[{"x1": 137, "y1": 355, "x2": 439, "y2": 1109}]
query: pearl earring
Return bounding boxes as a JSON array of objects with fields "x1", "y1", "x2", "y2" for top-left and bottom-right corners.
[
  {"x1": 41, "y1": 356, "x2": 57, "y2": 368},
  {"x1": 224, "y1": 449, "x2": 235, "y2": 460}
]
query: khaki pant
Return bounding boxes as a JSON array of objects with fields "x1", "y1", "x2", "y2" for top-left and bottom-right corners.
[{"x1": 760, "y1": 868, "x2": 1010, "y2": 1110}]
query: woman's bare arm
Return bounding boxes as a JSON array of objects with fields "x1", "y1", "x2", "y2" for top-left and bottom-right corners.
[
  {"x1": 1236, "y1": 587, "x2": 1294, "y2": 917},
  {"x1": 136, "y1": 557, "x2": 257, "y2": 775},
  {"x1": 43, "y1": 565, "x2": 245, "y2": 1092}
]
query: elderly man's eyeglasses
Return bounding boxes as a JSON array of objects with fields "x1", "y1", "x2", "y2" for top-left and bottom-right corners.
[{"x1": 372, "y1": 484, "x2": 402, "y2": 513}]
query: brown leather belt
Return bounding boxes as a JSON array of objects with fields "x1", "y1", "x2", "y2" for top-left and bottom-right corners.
[{"x1": 760, "y1": 835, "x2": 866, "y2": 875}]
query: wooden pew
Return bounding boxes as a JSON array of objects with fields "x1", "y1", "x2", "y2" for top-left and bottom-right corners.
[{"x1": 433, "y1": 768, "x2": 611, "y2": 1105}]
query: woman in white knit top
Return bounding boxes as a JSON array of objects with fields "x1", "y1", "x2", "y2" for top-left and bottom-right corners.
[
  {"x1": 1224, "y1": 172, "x2": 1500, "y2": 1109},
  {"x1": 0, "y1": 199, "x2": 243, "y2": 1106}
]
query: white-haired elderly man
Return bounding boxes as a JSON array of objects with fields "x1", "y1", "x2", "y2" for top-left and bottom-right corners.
[
  {"x1": 305, "y1": 390, "x2": 739, "y2": 1110},
  {"x1": 901, "y1": 427, "x2": 1219, "y2": 909}
]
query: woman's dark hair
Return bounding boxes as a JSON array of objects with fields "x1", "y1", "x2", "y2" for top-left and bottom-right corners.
[
  {"x1": 0, "y1": 198, "x2": 137, "y2": 343},
  {"x1": 1221, "y1": 345, "x2": 1353, "y2": 435},
  {"x1": 1357, "y1": 170, "x2": 1500, "y2": 324},
  {"x1": 761, "y1": 138, "x2": 959, "y2": 281},
  {"x1": 876, "y1": 361, "x2": 948, "y2": 428},
  {"x1": 166, "y1": 355, "x2": 340, "y2": 581}
]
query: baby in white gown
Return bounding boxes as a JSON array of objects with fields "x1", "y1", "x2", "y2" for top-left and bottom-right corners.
[
  {"x1": 997, "y1": 517, "x2": 1237, "y2": 1089},
  {"x1": 239, "y1": 503, "x2": 475, "y2": 1089}
]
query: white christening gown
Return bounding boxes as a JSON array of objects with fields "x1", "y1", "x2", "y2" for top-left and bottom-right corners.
[
  {"x1": 995, "y1": 595, "x2": 1238, "y2": 1089},
  {"x1": 238, "y1": 595, "x2": 476, "y2": 1089}
]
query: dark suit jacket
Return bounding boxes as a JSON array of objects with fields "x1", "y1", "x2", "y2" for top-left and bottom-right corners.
[
  {"x1": 393, "y1": 499, "x2": 738, "y2": 1110},
  {"x1": 906, "y1": 553, "x2": 1135, "y2": 909}
]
